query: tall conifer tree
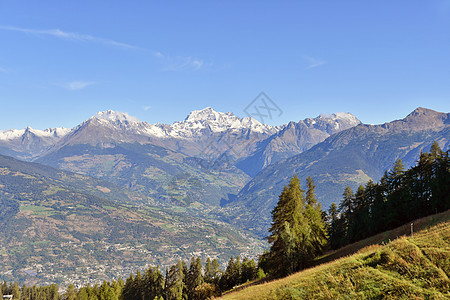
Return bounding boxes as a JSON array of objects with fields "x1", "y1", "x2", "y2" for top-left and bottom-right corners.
[
  {"x1": 267, "y1": 175, "x2": 327, "y2": 276},
  {"x1": 304, "y1": 176, "x2": 327, "y2": 257}
]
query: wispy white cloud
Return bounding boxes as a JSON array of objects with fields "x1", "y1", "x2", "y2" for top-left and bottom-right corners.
[
  {"x1": 154, "y1": 52, "x2": 164, "y2": 58},
  {"x1": 0, "y1": 66, "x2": 6, "y2": 73},
  {"x1": 153, "y1": 52, "x2": 210, "y2": 71},
  {"x1": 61, "y1": 81, "x2": 95, "y2": 91},
  {"x1": 0, "y1": 25, "x2": 137, "y2": 49},
  {"x1": 143, "y1": 105, "x2": 152, "y2": 111},
  {"x1": 303, "y1": 55, "x2": 326, "y2": 70}
]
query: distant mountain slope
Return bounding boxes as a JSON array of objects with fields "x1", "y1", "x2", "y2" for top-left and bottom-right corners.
[
  {"x1": 236, "y1": 112, "x2": 361, "y2": 176},
  {"x1": 37, "y1": 141, "x2": 250, "y2": 206},
  {"x1": 0, "y1": 154, "x2": 264, "y2": 287},
  {"x1": 229, "y1": 108, "x2": 450, "y2": 236},
  {"x1": 0, "y1": 154, "x2": 142, "y2": 204}
]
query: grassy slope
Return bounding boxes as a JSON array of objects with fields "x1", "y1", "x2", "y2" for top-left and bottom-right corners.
[{"x1": 221, "y1": 210, "x2": 450, "y2": 299}]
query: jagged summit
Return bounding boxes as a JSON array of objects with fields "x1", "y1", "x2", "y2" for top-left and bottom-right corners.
[
  {"x1": 183, "y1": 107, "x2": 262, "y2": 125},
  {"x1": 405, "y1": 107, "x2": 445, "y2": 119},
  {"x1": 91, "y1": 110, "x2": 141, "y2": 123},
  {"x1": 172, "y1": 107, "x2": 276, "y2": 136},
  {"x1": 303, "y1": 112, "x2": 361, "y2": 135},
  {"x1": 59, "y1": 110, "x2": 153, "y2": 146},
  {"x1": 0, "y1": 126, "x2": 70, "y2": 160},
  {"x1": 409, "y1": 107, "x2": 434, "y2": 114},
  {"x1": 184, "y1": 107, "x2": 233, "y2": 122},
  {"x1": 321, "y1": 112, "x2": 360, "y2": 122},
  {"x1": 379, "y1": 107, "x2": 449, "y2": 132},
  {"x1": 0, "y1": 127, "x2": 70, "y2": 140},
  {"x1": 312, "y1": 112, "x2": 360, "y2": 124}
]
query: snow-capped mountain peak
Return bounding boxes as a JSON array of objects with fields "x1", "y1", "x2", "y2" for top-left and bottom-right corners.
[
  {"x1": 303, "y1": 112, "x2": 361, "y2": 134},
  {"x1": 43, "y1": 127, "x2": 72, "y2": 137},
  {"x1": 165, "y1": 107, "x2": 276, "y2": 137},
  {"x1": 316, "y1": 112, "x2": 359, "y2": 122},
  {"x1": 0, "y1": 127, "x2": 70, "y2": 140},
  {"x1": 327, "y1": 112, "x2": 360, "y2": 124},
  {"x1": 72, "y1": 108, "x2": 277, "y2": 139},
  {"x1": 184, "y1": 107, "x2": 230, "y2": 122},
  {"x1": 91, "y1": 110, "x2": 141, "y2": 123},
  {"x1": 0, "y1": 128, "x2": 26, "y2": 140}
]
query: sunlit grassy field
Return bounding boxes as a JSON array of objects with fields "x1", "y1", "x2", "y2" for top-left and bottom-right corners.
[{"x1": 220, "y1": 210, "x2": 450, "y2": 299}]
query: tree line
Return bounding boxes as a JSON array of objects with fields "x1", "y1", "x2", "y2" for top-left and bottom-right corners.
[
  {"x1": 0, "y1": 256, "x2": 264, "y2": 300},
  {"x1": 0, "y1": 282, "x2": 58, "y2": 300},
  {"x1": 328, "y1": 142, "x2": 449, "y2": 249}
]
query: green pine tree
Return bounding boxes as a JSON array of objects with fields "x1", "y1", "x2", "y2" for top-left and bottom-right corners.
[
  {"x1": 65, "y1": 283, "x2": 77, "y2": 300},
  {"x1": 11, "y1": 283, "x2": 20, "y2": 300},
  {"x1": 304, "y1": 176, "x2": 328, "y2": 257},
  {"x1": 204, "y1": 258, "x2": 213, "y2": 283},
  {"x1": 166, "y1": 261, "x2": 185, "y2": 300},
  {"x1": 267, "y1": 175, "x2": 328, "y2": 277},
  {"x1": 186, "y1": 257, "x2": 203, "y2": 299}
]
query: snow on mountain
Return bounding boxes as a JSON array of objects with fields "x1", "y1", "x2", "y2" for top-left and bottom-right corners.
[
  {"x1": 1, "y1": 109, "x2": 357, "y2": 143},
  {"x1": 235, "y1": 112, "x2": 363, "y2": 177},
  {"x1": 0, "y1": 108, "x2": 361, "y2": 162},
  {"x1": 156, "y1": 107, "x2": 277, "y2": 138},
  {"x1": 71, "y1": 108, "x2": 274, "y2": 139},
  {"x1": 0, "y1": 126, "x2": 71, "y2": 160},
  {"x1": 304, "y1": 112, "x2": 361, "y2": 134},
  {"x1": 0, "y1": 127, "x2": 70, "y2": 140},
  {"x1": 92, "y1": 110, "x2": 141, "y2": 124},
  {"x1": 37, "y1": 127, "x2": 71, "y2": 137},
  {"x1": 69, "y1": 108, "x2": 277, "y2": 139},
  {"x1": 315, "y1": 112, "x2": 360, "y2": 125},
  {"x1": 184, "y1": 107, "x2": 227, "y2": 122},
  {"x1": 0, "y1": 129, "x2": 25, "y2": 140},
  {"x1": 85, "y1": 110, "x2": 149, "y2": 134},
  {"x1": 55, "y1": 110, "x2": 158, "y2": 146}
]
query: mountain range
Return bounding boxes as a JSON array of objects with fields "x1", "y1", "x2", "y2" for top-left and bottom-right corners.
[
  {"x1": 229, "y1": 107, "x2": 450, "y2": 235},
  {"x1": 1, "y1": 107, "x2": 448, "y2": 217},
  {"x1": 0, "y1": 108, "x2": 361, "y2": 206},
  {"x1": 0, "y1": 106, "x2": 448, "y2": 286}
]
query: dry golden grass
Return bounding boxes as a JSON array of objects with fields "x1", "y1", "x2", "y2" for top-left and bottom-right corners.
[{"x1": 220, "y1": 210, "x2": 450, "y2": 300}]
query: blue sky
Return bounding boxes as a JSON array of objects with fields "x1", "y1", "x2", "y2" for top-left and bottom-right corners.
[{"x1": 0, "y1": 1, "x2": 449, "y2": 129}]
